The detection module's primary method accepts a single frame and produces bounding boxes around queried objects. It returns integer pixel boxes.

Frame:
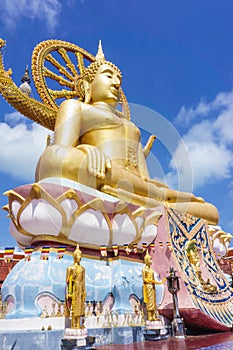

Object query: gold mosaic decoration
[166,207,233,327]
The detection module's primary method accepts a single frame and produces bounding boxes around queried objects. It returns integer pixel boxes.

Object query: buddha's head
[73,244,82,263]
[78,41,122,106]
[144,250,152,266]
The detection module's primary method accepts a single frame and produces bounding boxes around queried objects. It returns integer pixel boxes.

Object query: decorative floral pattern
[166,207,233,327]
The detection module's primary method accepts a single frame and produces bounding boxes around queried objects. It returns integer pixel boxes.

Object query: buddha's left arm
[143,135,156,158]
[137,143,150,179]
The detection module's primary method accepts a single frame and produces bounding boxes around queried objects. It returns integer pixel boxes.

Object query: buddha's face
[145,256,152,266]
[74,252,81,263]
[89,63,122,105]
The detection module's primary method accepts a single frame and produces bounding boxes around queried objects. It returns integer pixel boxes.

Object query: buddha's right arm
[54,99,82,147]
[77,144,111,179]
[53,99,111,178]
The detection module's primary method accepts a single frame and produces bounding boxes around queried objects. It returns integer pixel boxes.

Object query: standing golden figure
[142,250,164,321]
[66,244,86,328]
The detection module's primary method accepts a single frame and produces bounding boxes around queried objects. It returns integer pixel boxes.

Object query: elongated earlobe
[83,80,91,104]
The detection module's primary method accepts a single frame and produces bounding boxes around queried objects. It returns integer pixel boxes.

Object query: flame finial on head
[74,243,82,256]
[95,40,105,63]
[144,249,151,262]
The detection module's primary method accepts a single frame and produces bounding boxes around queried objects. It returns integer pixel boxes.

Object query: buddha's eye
[102,72,112,79]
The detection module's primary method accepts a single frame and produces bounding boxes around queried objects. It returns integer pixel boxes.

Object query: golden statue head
[185,239,197,254]
[144,250,152,265]
[83,40,122,82]
[77,41,122,105]
[73,244,82,263]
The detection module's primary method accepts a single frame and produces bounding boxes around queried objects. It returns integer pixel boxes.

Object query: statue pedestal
[143,318,169,341]
[60,338,78,350]
[2,252,165,319]
[63,327,88,341]
[61,328,94,349]
[3,179,233,334]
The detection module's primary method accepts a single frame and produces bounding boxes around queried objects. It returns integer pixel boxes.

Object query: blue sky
[1,0,233,247]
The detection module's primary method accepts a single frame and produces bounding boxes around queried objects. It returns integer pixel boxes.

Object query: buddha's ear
[83,80,91,104]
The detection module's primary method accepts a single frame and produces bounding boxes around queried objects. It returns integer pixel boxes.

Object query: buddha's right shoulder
[59,99,83,110]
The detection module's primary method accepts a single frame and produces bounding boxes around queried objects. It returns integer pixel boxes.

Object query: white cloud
[176,99,212,125]
[0,118,50,181]
[213,108,233,145]
[213,90,233,109]
[4,111,28,127]
[0,0,61,32]
[167,90,233,190]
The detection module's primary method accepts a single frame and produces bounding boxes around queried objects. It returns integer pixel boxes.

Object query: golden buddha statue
[0,38,218,225]
[142,250,164,321]
[35,42,219,225]
[65,244,86,328]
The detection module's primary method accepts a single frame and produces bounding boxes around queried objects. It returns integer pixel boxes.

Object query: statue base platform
[143,318,170,341]
[61,329,94,349]
[63,327,88,341]
[143,329,170,341]
[3,179,233,333]
[1,252,164,319]
[0,325,145,349]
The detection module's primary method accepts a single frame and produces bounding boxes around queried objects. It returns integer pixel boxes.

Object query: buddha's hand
[77,144,111,179]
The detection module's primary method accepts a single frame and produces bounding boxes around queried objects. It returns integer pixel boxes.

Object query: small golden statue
[142,250,165,321]
[40,305,49,318]
[95,301,102,316]
[185,239,217,293]
[65,244,86,328]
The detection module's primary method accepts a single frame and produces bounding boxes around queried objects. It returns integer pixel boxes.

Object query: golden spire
[74,243,81,254]
[144,249,151,263]
[95,40,105,63]
[19,65,32,96]
[21,65,31,84]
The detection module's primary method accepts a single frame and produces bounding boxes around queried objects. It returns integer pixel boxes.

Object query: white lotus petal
[19,199,62,236]
[60,198,78,221]
[9,221,32,247]
[69,209,109,245]
[11,200,21,219]
[137,224,157,248]
[112,214,136,245]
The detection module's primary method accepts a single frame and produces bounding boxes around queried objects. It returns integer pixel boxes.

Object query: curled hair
[83,60,122,83]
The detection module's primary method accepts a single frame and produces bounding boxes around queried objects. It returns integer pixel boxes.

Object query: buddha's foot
[100,184,162,208]
[195,196,205,203]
